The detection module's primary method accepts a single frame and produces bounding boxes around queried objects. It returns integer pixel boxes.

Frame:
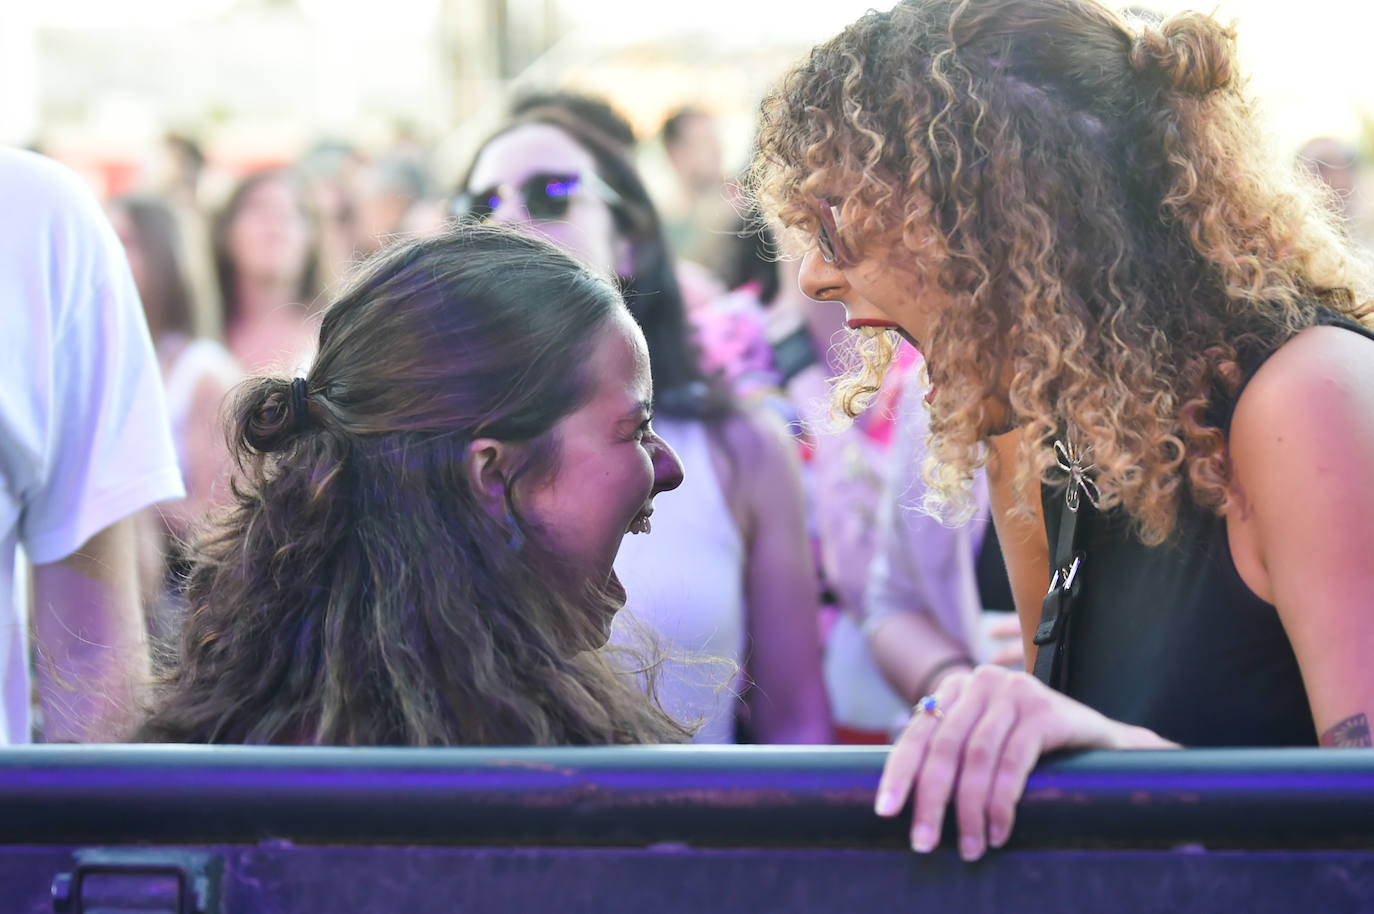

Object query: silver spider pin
[1054,432,1101,513]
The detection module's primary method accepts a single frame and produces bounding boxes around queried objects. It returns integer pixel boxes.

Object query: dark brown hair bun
[236,377,306,454]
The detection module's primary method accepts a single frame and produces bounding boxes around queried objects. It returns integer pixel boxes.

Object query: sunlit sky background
[4,0,1371,190]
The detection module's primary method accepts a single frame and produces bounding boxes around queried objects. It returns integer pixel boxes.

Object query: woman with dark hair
[136,224,689,745]
[456,105,832,744]
[107,195,240,627]
[211,169,321,373]
[752,0,1374,858]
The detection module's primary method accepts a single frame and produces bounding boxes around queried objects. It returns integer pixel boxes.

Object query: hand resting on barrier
[875,666,1176,862]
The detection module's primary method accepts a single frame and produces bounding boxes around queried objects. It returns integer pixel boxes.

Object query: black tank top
[1041,312,1374,747]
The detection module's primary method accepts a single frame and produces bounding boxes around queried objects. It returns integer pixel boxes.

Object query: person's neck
[235,274,300,322]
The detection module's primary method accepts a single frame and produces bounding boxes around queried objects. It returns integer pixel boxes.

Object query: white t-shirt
[0,149,184,744]
[612,417,746,744]
[160,335,241,486]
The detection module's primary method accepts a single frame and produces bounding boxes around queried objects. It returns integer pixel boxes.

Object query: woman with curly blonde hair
[752,0,1374,860]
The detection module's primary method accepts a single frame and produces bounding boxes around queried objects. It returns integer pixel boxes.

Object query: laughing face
[798,195,952,351]
[519,308,684,626]
[797,204,1012,427]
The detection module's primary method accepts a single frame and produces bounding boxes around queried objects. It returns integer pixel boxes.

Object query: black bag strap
[1031,463,1092,692]
[1030,504,1076,689]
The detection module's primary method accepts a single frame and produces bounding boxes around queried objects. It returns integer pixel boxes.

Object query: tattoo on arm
[1320,713,1372,747]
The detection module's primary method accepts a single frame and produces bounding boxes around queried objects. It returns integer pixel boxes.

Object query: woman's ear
[465,437,514,517]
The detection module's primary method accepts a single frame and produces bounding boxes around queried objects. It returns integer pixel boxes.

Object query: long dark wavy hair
[108,194,196,338]
[751,0,1374,544]
[211,168,321,331]
[459,104,735,421]
[136,224,693,746]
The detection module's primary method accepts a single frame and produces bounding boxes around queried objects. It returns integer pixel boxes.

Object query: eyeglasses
[817,199,852,267]
[451,171,623,223]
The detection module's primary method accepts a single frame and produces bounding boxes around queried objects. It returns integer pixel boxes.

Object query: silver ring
[914,694,944,721]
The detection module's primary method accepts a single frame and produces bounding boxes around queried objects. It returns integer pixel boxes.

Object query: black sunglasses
[451,171,622,223]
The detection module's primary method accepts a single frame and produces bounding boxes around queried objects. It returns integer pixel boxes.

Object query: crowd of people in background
[11,82,1044,748]
[4,0,1373,788]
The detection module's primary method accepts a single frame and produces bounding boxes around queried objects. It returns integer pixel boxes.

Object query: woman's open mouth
[628,508,653,535]
[845,317,900,333]
[846,317,919,351]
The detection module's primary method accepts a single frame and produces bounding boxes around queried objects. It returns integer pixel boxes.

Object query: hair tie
[290,377,310,434]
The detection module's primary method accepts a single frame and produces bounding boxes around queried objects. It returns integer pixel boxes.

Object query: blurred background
[6,0,1374,205]
[9,0,1374,747]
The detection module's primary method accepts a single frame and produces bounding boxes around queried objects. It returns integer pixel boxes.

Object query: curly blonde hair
[751,0,1374,544]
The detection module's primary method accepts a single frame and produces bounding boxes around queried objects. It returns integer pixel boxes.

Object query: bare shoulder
[1226,321,1374,599]
[1229,324,1374,494]
[1232,323,1374,434]
[1225,322,1374,742]
[1229,322,1374,497]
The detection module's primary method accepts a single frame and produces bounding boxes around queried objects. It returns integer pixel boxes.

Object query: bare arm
[30,517,149,742]
[869,610,974,704]
[716,409,833,743]
[860,382,983,703]
[983,426,1051,669]
[1226,324,1374,747]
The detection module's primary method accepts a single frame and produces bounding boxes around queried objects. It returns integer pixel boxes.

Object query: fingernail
[989,824,1008,848]
[912,823,937,853]
[874,789,900,817]
[960,835,983,862]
